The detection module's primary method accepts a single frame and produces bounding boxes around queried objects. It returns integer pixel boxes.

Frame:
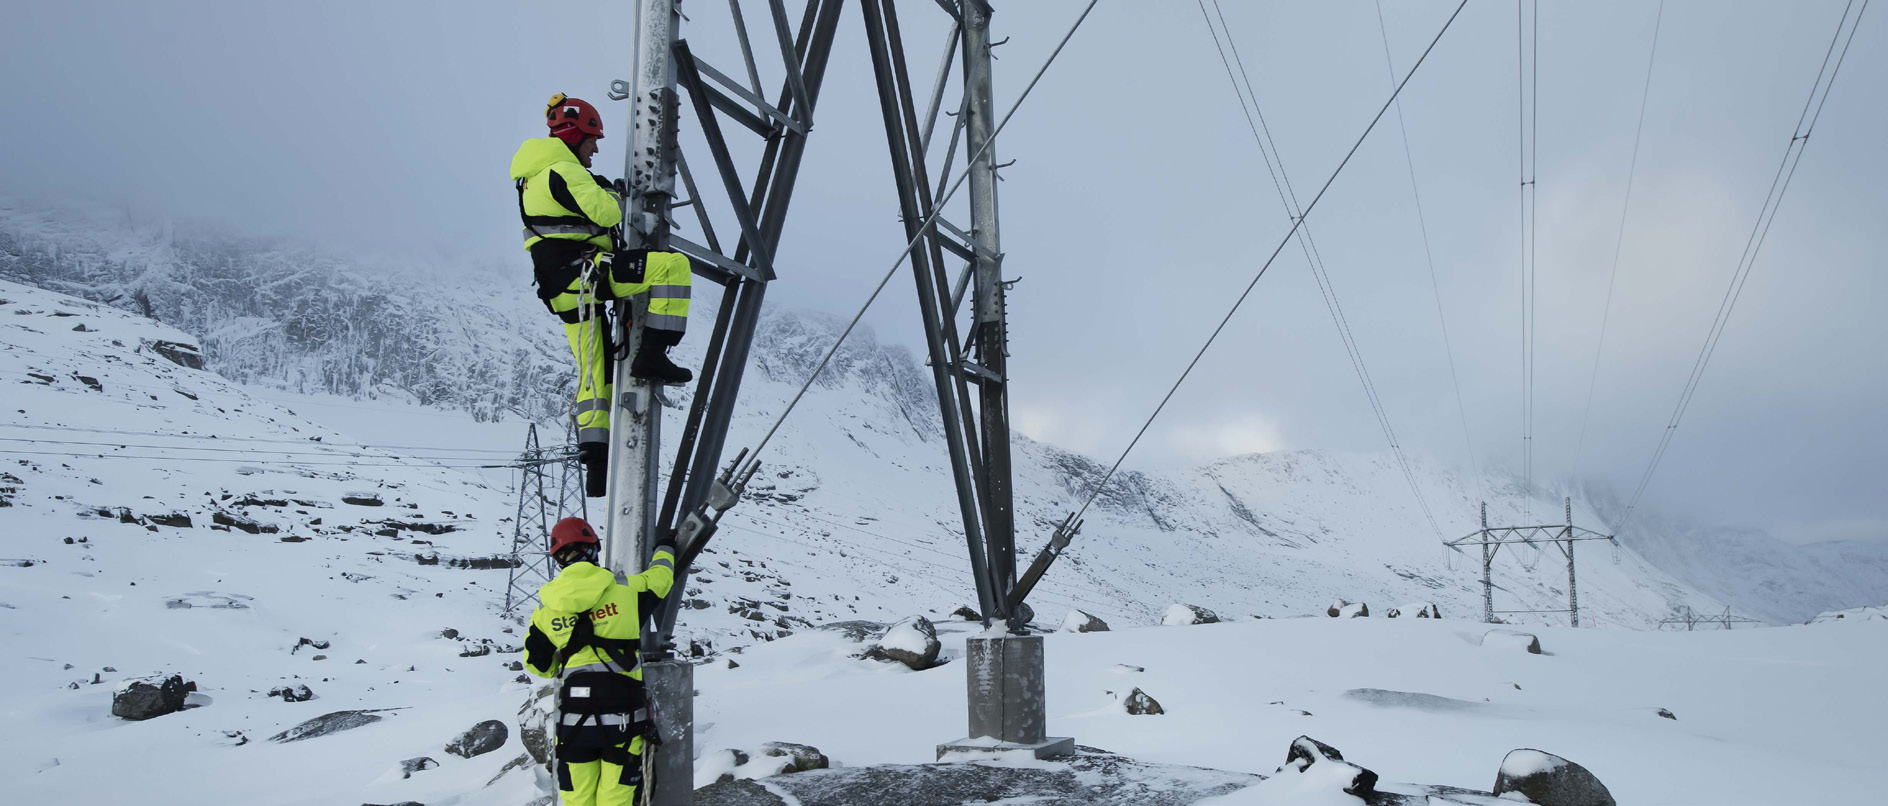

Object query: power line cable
[1197,0,1443,540]
[1572,0,1665,478]
[734,0,1101,479]
[1068,0,1471,529]
[1615,0,1868,532]
[1373,0,1482,498]
[0,422,516,454]
[1517,0,1540,516]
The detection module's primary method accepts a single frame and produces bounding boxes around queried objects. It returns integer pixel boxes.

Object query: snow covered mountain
[4,201,1878,630]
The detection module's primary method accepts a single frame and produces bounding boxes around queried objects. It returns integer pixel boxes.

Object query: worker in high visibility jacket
[511,93,693,495]
[525,517,676,806]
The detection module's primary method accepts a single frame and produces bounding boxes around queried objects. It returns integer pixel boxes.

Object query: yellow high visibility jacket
[509,137,624,252]
[523,548,676,680]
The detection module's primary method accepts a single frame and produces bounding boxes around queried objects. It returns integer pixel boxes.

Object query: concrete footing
[939,634,1072,760]
[644,658,695,805]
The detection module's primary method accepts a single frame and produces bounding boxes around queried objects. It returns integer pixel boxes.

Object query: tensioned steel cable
[1571,0,1665,479]
[1615,0,1868,532]
[1373,0,1483,499]
[1067,0,1471,528]
[1197,0,1443,540]
[733,0,1102,481]
[1517,0,1540,516]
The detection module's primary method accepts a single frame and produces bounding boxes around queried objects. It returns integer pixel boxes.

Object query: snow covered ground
[698,615,1888,805]
[4,278,1885,805]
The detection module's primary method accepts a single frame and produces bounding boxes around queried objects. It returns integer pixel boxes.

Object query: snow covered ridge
[1807,604,1888,624]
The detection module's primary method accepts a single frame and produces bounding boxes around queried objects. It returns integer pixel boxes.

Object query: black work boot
[578,441,608,498]
[630,329,693,385]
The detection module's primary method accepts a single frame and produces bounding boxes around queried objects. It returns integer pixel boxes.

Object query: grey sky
[3,1,1883,546]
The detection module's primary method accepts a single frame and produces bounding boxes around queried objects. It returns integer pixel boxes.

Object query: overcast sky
[3,0,1883,546]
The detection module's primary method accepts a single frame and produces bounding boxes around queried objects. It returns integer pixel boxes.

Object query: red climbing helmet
[545,93,605,145]
[549,517,601,556]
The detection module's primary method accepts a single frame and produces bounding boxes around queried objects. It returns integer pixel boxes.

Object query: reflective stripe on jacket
[509,137,623,251]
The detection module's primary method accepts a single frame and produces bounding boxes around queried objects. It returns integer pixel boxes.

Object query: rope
[1068,0,1470,529]
[732,0,1102,481]
[1615,0,1869,532]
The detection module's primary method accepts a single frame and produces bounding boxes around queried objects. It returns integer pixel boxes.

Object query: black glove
[592,173,630,196]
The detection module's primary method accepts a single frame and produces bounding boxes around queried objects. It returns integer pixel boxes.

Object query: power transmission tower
[1446,497,1618,626]
[1659,605,1762,631]
[599,1,843,802]
[503,422,586,617]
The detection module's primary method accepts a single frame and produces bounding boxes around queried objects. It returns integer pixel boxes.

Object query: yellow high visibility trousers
[548,252,691,446]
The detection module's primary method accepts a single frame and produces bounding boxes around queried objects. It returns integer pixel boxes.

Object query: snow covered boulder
[948,604,981,621]
[1387,601,1440,619]
[758,741,829,773]
[1162,603,1219,625]
[268,683,314,702]
[399,756,437,778]
[1493,748,1616,806]
[1271,735,1377,797]
[1327,599,1369,618]
[1060,609,1110,633]
[445,719,509,759]
[866,615,940,670]
[1122,687,1164,715]
[1482,629,1543,654]
[111,674,195,721]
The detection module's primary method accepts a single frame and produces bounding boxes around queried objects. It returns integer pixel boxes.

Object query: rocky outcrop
[1276,736,1377,798]
[112,674,195,720]
[270,709,399,743]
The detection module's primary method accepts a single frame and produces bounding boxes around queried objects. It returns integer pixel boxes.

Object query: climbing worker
[511,93,694,496]
[524,516,676,806]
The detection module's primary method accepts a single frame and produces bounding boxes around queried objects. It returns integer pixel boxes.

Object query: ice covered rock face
[1162,603,1219,625]
[269,709,395,743]
[866,615,940,670]
[518,684,557,769]
[1061,609,1111,633]
[1493,748,1616,806]
[111,674,194,721]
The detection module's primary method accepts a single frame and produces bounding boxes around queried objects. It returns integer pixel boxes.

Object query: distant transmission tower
[503,421,587,617]
[1445,497,1617,626]
[1658,605,1762,631]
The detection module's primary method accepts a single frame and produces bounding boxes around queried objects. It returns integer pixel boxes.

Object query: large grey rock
[270,709,398,743]
[1276,736,1378,797]
[1493,749,1616,806]
[865,616,939,670]
[112,674,195,721]
[445,719,509,759]
[1060,610,1110,633]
